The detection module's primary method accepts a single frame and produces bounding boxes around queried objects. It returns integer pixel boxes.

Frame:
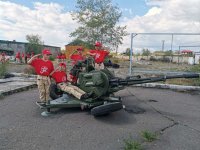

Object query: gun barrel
[110,73,200,86]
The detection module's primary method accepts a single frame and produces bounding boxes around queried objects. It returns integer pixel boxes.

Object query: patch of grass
[0,63,7,78]
[189,64,200,72]
[166,78,200,86]
[141,130,157,142]
[123,139,142,150]
[0,94,5,100]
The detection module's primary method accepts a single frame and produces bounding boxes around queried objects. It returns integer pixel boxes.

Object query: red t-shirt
[30,58,54,76]
[61,54,66,59]
[56,55,61,59]
[89,50,109,63]
[21,53,25,58]
[51,71,68,83]
[70,54,85,65]
[16,52,20,58]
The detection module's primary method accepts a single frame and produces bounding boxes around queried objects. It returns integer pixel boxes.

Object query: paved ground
[0,87,199,150]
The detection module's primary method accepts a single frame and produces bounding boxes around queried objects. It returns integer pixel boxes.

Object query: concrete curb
[11,72,37,78]
[0,83,37,98]
[133,83,200,91]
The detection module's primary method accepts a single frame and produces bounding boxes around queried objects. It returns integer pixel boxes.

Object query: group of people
[56,53,66,63]
[15,52,34,63]
[29,41,109,105]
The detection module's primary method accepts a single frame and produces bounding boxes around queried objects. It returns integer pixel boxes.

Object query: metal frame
[178,45,200,64]
[129,33,200,75]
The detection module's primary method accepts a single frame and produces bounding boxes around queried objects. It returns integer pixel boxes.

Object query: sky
[0,0,200,53]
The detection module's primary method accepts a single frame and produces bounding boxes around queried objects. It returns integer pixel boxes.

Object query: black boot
[80,92,93,100]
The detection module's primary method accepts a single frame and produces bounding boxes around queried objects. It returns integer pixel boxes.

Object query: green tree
[26,34,43,54]
[70,0,127,51]
[142,48,151,58]
[67,39,94,49]
[164,50,173,56]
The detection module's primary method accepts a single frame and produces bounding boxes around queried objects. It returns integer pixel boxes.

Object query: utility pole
[162,40,165,51]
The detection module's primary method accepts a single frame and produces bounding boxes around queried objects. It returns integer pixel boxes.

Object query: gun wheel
[91,102,123,117]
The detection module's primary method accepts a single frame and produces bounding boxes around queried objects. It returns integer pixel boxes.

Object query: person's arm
[87,51,95,56]
[49,66,60,77]
[27,54,41,64]
[70,50,78,58]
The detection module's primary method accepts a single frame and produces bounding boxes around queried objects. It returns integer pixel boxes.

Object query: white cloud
[0,1,78,47]
[144,7,162,16]
[119,0,200,53]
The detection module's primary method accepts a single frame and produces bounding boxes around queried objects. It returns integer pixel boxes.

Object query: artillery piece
[36,57,200,117]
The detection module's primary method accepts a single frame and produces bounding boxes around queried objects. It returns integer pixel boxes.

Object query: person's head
[77,47,83,54]
[94,42,102,50]
[59,63,66,71]
[42,49,52,60]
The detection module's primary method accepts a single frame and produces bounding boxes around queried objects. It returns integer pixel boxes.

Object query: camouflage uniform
[37,75,51,102]
[57,82,85,99]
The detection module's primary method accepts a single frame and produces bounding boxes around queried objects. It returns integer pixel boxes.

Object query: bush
[149,56,157,61]
[157,57,171,63]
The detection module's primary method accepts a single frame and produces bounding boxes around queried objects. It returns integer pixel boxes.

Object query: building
[181,50,193,56]
[65,45,89,59]
[0,40,61,56]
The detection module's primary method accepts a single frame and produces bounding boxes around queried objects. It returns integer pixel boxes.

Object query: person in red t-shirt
[60,53,66,63]
[1,52,6,63]
[70,47,85,66]
[15,52,21,63]
[21,52,25,63]
[56,53,62,64]
[87,42,109,70]
[28,49,54,104]
[50,63,93,100]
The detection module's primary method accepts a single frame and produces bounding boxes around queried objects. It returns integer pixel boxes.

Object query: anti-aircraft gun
[36,57,200,117]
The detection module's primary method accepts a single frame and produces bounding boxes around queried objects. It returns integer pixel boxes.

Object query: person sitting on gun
[50,63,93,100]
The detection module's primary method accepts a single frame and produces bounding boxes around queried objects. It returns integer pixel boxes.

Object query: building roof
[0,40,60,48]
[181,50,193,53]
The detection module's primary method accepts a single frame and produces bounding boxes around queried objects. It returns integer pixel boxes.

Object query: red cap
[95,42,102,47]
[59,63,66,68]
[42,49,52,55]
[77,47,83,51]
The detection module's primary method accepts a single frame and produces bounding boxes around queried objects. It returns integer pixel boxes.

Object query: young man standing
[88,42,109,70]
[15,52,21,63]
[28,49,54,104]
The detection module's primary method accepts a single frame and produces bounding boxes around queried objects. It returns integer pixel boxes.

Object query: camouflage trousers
[16,58,20,63]
[36,75,51,103]
[57,82,85,99]
[22,57,25,63]
[95,63,104,70]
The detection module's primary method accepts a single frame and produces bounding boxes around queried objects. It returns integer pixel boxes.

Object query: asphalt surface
[0,87,200,150]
